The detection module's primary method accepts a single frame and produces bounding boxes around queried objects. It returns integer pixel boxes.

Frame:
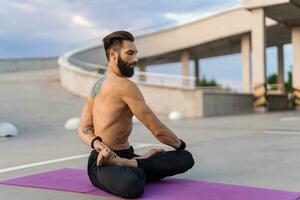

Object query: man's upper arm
[120,81,163,135]
[78,95,94,129]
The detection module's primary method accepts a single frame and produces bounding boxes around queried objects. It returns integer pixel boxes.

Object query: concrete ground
[0,69,300,200]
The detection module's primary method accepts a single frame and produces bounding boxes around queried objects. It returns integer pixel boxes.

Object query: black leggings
[87,146,194,198]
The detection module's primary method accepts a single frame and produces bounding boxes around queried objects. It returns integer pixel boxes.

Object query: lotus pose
[77,31,194,199]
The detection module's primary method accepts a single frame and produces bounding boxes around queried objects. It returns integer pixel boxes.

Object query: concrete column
[194,59,200,87]
[292,26,300,107]
[138,63,146,82]
[277,45,285,94]
[181,51,190,86]
[251,8,267,107]
[241,34,251,93]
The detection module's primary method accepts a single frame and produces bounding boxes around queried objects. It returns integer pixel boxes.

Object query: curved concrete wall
[71,46,107,65]
[58,45,254,117]
[59,63,99,98]
[58,48,104,97]
[59,58,253,117]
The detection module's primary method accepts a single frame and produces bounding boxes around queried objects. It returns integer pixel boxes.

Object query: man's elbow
[76,127,85,144]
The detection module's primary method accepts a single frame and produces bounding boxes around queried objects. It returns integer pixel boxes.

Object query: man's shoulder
[112,77,142,101]
[114,76,138,90]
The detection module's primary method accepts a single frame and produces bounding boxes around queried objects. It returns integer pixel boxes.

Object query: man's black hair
[102,31,134,61]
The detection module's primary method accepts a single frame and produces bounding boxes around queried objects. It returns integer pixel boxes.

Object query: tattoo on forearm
[82,126,94,134]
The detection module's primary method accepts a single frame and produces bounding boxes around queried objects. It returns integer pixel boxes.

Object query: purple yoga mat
[0,168,299,200]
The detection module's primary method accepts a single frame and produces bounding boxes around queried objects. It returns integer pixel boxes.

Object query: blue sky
[0,0,293,89]
[0,0,242,58]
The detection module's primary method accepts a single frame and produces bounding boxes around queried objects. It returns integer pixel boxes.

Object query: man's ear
[109,49,117,61]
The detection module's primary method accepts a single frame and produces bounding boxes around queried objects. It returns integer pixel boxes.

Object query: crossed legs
[87,149,194,198]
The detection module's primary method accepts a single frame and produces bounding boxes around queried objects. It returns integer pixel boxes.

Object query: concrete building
[58,0,300,117]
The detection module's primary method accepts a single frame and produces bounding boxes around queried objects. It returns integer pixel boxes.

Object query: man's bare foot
[136,148,165,159]
[96,150,138,168]
[102,156,138,168]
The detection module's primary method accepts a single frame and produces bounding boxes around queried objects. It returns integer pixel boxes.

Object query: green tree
[267,73,277,90]
[199,76,219,86]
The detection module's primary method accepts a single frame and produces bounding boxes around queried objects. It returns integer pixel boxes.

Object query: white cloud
[164,4,241,25]
[72,14,94,27]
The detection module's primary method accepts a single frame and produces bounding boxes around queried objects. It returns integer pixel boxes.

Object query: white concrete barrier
[168,111,183,120]
[64,117,80,131]
[0,122,18,137]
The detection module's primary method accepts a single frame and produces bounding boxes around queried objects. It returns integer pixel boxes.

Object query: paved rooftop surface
[0,69,300,199]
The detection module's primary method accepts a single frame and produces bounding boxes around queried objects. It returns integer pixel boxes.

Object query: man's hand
[96,148,117,166]
[93,140,116,159]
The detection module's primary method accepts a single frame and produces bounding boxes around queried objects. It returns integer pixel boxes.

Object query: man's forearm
[143,111,181,149]
[154,126,181,149]
[77,125,97,148]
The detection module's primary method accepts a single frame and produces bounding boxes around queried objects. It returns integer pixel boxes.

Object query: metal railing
[131,71,196,88]
[68,57,107,72]
[67,57,196,88]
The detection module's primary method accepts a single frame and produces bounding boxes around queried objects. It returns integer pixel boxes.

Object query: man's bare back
[92,74,135,150]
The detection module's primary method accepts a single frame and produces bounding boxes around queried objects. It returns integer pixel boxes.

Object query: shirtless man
[77,31,194,198]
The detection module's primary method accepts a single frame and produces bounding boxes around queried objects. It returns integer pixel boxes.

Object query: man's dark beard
[117,56,135,77]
